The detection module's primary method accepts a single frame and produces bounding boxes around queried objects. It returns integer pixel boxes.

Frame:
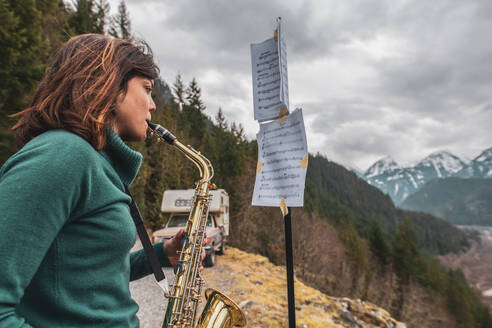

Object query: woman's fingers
[199,249,206,271]
[166,230,208,270]
[164,229,185,267]
[174,229,184,248]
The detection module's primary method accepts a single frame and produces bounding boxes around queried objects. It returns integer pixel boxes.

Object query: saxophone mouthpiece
[146,120,158,130]
[146,120,176,144]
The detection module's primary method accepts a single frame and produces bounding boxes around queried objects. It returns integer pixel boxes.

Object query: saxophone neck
[175,140,213,183]
[147,121,214,182]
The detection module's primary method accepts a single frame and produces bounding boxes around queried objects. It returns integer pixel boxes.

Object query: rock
[342,297,404,328]
[339,310,362,327]
[238,300,256,309]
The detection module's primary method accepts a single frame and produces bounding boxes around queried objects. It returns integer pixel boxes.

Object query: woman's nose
[149,97,156,112]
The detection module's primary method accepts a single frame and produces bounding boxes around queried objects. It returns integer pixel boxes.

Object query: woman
[0,34,184,327]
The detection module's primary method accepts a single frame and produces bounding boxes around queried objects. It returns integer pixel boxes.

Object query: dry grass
[201,247,400,328]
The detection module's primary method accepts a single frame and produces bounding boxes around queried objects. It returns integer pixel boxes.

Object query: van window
[167,214,188,227]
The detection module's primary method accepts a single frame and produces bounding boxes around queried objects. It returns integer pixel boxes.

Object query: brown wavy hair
[11,34,159,149]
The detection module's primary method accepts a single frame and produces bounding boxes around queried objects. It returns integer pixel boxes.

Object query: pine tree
[109,0,131,39]
[94,0,108,33]
[0,0,60,165]
[186,78,205,112]
[369,220,391,265]
[392,219,421,284]
[445,269,475,327]
[215,107,227,130]
[69,0,109,35]
[172,73,186,108]
[182,78,206,146]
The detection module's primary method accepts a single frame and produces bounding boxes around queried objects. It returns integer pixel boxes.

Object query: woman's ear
[115,90,125,109]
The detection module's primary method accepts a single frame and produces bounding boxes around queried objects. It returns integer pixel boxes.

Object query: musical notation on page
[252,108,308,207]
[250,20,289,122]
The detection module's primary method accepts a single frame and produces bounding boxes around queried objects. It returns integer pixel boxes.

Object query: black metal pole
[284,206,296,328]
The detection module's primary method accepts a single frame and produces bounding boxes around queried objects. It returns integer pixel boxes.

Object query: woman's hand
[163,229,184,267]
[163,229,206,270]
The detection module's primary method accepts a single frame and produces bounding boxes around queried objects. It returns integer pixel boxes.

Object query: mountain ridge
[456,147,492,178]
[359,148,492,205]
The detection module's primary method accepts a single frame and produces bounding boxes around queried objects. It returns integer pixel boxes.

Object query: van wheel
[204,248,216,267]
[217,241,225,255]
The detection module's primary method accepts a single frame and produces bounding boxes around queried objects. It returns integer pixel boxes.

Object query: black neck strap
[125,187,166,282]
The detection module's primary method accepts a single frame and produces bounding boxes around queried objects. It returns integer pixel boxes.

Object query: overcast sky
[109,0,492,171]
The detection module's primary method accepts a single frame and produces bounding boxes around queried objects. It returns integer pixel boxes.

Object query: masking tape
[280,198,288,216]
[256,161,262,174]
[277,106,288,123]
[300,154,309,169]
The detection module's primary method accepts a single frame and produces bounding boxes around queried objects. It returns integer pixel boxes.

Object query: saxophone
[147,121,246,328]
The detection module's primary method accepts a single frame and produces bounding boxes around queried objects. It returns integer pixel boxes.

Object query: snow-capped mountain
[361,151,468,205]
[456,147,492,178]
[365,156,400,178]
[415,151,466,178]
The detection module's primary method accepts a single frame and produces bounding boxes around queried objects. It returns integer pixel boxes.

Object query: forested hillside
[1,1,491,327]
[306,154,471,255]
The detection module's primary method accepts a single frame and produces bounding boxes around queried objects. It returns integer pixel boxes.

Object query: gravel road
[130,240,174,328]
[130,269,174,328]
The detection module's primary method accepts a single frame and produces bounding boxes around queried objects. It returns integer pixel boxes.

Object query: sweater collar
[101,128,142,187]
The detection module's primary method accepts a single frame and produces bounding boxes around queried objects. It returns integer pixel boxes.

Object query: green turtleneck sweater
[0,129,171,327]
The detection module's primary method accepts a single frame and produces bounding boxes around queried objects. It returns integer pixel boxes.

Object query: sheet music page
[252,108,308,207]
[250,38,285,122]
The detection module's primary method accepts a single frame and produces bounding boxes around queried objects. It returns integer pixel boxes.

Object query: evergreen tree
[69,0,109,35]
[369,220,391,265]
[445,269,474,327]
[109,0,131,39]
[185,78,205,112]
[215,107,227,130]
[94,0,108,33]
[210,108,248,190]
[182,78,206,146]
[392,219,421,284]
[0,0,60,165]
[337,220,367,293]
[172,73,186,108]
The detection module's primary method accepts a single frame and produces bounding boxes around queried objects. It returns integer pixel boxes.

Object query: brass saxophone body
[147,121,246,328]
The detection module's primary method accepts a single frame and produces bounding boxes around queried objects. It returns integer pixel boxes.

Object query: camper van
[152,189,230,267]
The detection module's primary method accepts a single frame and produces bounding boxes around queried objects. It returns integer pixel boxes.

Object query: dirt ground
[130,243,404,328]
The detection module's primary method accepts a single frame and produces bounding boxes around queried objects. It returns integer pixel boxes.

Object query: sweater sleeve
[0,134,87,327]
[129,242,172,281]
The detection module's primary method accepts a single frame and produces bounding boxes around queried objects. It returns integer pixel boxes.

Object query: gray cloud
[117,0,492,169]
